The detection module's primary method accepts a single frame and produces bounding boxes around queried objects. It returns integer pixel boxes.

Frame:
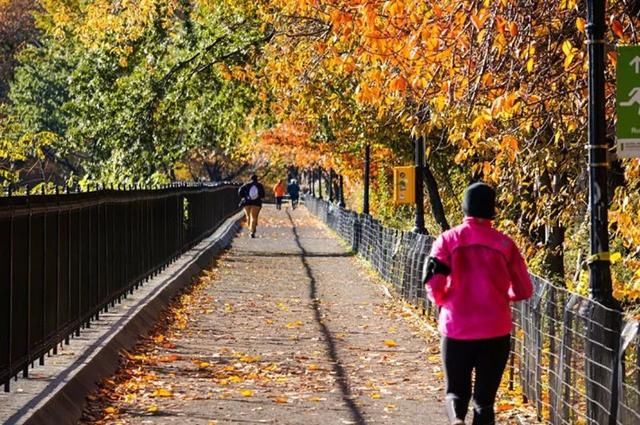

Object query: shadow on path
[286,211,367,425]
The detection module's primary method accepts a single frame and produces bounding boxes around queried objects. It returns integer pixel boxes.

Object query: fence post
[328,169,333,202]
[339,175,346,208]
[317,168,323,199]
[363,144,370,215]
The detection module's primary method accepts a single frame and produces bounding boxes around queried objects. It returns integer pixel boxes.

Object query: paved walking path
[81,206,448,424]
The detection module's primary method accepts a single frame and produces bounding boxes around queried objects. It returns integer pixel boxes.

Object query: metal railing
[306,195,640,425]
[0,183,239,391]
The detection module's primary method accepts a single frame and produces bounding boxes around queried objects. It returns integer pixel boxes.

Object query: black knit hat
[462,182,496,219]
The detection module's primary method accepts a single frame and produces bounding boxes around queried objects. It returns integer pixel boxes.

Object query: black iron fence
[0,183,240,392]
[306,196,640,425]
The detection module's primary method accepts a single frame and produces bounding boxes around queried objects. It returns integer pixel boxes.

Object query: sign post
[616,45,640,157]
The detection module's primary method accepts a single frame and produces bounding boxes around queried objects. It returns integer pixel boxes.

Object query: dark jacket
[238,181,265,207]
[287,182,300,199]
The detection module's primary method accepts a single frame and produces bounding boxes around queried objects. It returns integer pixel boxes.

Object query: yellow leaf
[610,252,622,264]
[383,339,397,348]
[273,396,288,404]
[152,388,173,397]
[576,17,586,33]
[285,320,304,329]
[526,58,534,73]
[147,404,159,413]
[371,392,381,399]
[104,406,116,414]
[240,389,254,397]
[308,363,320,371]
[193,360,210,368]
[239,355,260,363]
[229,375,243,383]
[561,40,573,57]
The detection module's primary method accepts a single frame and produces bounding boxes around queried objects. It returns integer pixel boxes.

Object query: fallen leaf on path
[152,388,173,397]
[193,360,211,368]
[104,406,116,414]
[240,389,254,397]
[384,339,397,348]
[285,320,303,328]
[158,354,180,362]
[147,404,159,413]
[273,396,288,404]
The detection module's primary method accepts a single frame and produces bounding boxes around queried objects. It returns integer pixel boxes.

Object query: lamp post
[363,143,370,215]
[584,1,621,424]
[412,136,426,234]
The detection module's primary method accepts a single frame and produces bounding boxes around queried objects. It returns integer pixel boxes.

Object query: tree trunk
[423,160,450,232]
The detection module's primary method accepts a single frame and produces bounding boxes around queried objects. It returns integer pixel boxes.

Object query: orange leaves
[470,8,490,32]
[610,18,625,39]
[388,75,408,93]
[383,339,397,347]
[471,111,492,131]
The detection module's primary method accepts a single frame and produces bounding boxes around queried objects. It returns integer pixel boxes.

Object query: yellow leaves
[370,392,381,399]
[383,339,397,348]
[239,389,254,397]
[104,406,117,414]
[575,17,586,33]
[147,404,159,413]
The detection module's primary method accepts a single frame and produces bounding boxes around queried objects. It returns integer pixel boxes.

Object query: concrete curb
[2,211,244,425]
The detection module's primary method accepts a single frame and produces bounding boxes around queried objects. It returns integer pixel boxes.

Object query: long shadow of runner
[286,211,367,425]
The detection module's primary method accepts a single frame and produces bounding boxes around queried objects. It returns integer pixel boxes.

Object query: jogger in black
[441,335,511,425]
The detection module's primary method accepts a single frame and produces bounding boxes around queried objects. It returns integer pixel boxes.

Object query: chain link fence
[306,195,639,425]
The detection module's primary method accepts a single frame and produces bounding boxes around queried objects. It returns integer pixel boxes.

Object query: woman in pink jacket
[423,182,533,425]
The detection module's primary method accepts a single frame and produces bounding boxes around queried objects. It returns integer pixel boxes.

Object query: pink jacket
[425,217,533,340]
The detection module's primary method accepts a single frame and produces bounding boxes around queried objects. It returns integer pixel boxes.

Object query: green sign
[617,45,640,158]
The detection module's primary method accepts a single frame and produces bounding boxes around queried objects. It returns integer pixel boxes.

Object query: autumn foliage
[245,0,640,302]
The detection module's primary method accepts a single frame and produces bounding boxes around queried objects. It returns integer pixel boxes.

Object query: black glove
[422,256,451,284]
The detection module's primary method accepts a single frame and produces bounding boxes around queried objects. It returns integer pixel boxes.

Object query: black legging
[441,334,511,425]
